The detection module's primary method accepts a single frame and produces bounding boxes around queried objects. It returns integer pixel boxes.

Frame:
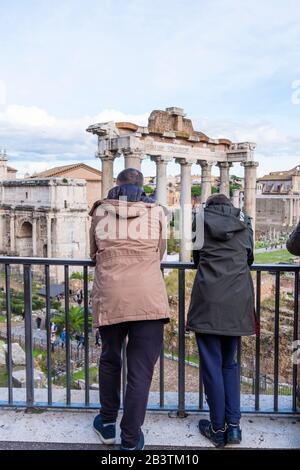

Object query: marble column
[231,189,240,208]
[0,215,3,252]
[218,162,232,197]
[32,217,37,256]
[85,216,90,258]
[10,213,15,253]
[151,156,169,206]
[199,160,213,204]
[241,161,259,233]
[46,214,52,258]
[98,151,115,199]
[176,158,192,262]
[123,149,143,171]
[289,198,294,226]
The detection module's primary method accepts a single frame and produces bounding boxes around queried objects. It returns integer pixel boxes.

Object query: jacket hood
[204,203,247,241]
[90,199,157,219]
[107,183,155,204]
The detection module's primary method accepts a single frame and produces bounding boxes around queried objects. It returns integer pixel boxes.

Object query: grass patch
[0,367,8,387]
[54,366,98,387]
[254,249,298,264]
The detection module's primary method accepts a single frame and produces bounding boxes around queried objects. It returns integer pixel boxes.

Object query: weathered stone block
[3,342,26,366]
[12,369,46,388]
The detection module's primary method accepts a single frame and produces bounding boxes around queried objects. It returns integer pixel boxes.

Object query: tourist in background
[60,328,66,349]
[89,168,169,451]
[50,322,58,353]
[287,220,300,256]
[187,193,256,448]
[35,316,42,330]
[76,332,85,351]
[95,328,101,347]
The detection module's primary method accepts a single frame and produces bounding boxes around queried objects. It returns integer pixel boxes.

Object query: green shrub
[11,304,24,315]
[32,298,45,309]
[51,300,61,310]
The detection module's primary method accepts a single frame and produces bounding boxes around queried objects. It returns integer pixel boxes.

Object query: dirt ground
[151,357,200,392]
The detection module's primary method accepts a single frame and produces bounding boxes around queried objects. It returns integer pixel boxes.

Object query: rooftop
[258,166,300,181]
[30,162,102,180]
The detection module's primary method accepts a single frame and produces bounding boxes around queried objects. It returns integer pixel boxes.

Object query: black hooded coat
[187,202,256,336]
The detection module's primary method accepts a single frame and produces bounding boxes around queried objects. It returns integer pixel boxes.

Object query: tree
[191,185,201,197]
[70,271,93,282]
[230,182,242,197]
[143,185,155,195]
[53,305,92,336]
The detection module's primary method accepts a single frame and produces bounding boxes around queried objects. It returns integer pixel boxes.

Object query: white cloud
[0,103,299,178]
[0,104,149,176]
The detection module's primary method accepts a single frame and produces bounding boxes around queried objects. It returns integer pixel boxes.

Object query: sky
[0,0,300,178]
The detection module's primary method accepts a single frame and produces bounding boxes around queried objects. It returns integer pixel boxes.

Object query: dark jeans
[196,333,241,430]
[99,320,164,447]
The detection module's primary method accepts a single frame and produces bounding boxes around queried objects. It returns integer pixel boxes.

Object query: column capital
[175,158,192,166]
[123,147,144,157]
[217,161,233,168]
[150,155,172,164]
[96,150,117,161]
[240,161,259,168]
[197,160,213,169]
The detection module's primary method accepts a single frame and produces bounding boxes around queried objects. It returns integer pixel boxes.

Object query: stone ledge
[0,409,299,449]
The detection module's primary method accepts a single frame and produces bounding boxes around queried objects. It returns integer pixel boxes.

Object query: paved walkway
[0,409,299,449]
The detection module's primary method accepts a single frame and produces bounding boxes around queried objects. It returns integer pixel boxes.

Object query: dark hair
[116,168,144,187]
[206,193,233,207]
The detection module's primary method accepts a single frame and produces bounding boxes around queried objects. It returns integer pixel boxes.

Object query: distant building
[256,166,300,239]
[0,153,89,281]
[30,162,102,210]
[0,150,17,180]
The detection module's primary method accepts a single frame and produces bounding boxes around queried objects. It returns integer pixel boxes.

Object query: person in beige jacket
[90,168,169,450]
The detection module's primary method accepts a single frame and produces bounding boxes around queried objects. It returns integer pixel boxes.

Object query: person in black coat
[286,220,300,256]
[187,193,256,448]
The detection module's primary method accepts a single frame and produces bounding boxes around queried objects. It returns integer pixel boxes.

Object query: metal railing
[0,256,299,415]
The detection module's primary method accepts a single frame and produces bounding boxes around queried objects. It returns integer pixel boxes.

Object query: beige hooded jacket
[89,199,170,327]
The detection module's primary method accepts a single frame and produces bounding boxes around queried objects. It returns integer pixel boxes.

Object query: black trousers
[99,319,164,447]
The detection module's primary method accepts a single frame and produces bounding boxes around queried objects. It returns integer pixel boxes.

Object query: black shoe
[226,424,242,444]
[93,414,116,445]
[120,431,145,450]
[198,419,225,448]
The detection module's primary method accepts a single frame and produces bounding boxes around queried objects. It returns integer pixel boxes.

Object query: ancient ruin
[87,107,258,260]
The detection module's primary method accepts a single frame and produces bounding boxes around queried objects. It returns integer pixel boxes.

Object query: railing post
[160,268,165,409]
[274,271,280,412]
[294,269,300,411]
[64,265,71,405]
[45,264,52,405]
[5,264,13,404]
[255,270,261,411]
[83,265,90,406]
[23,264,34,408]
[177,268,187,417]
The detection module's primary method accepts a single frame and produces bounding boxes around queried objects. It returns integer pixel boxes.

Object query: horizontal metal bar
[0,256,299,273]
[0,256,95,266]
[0,401,298,415]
